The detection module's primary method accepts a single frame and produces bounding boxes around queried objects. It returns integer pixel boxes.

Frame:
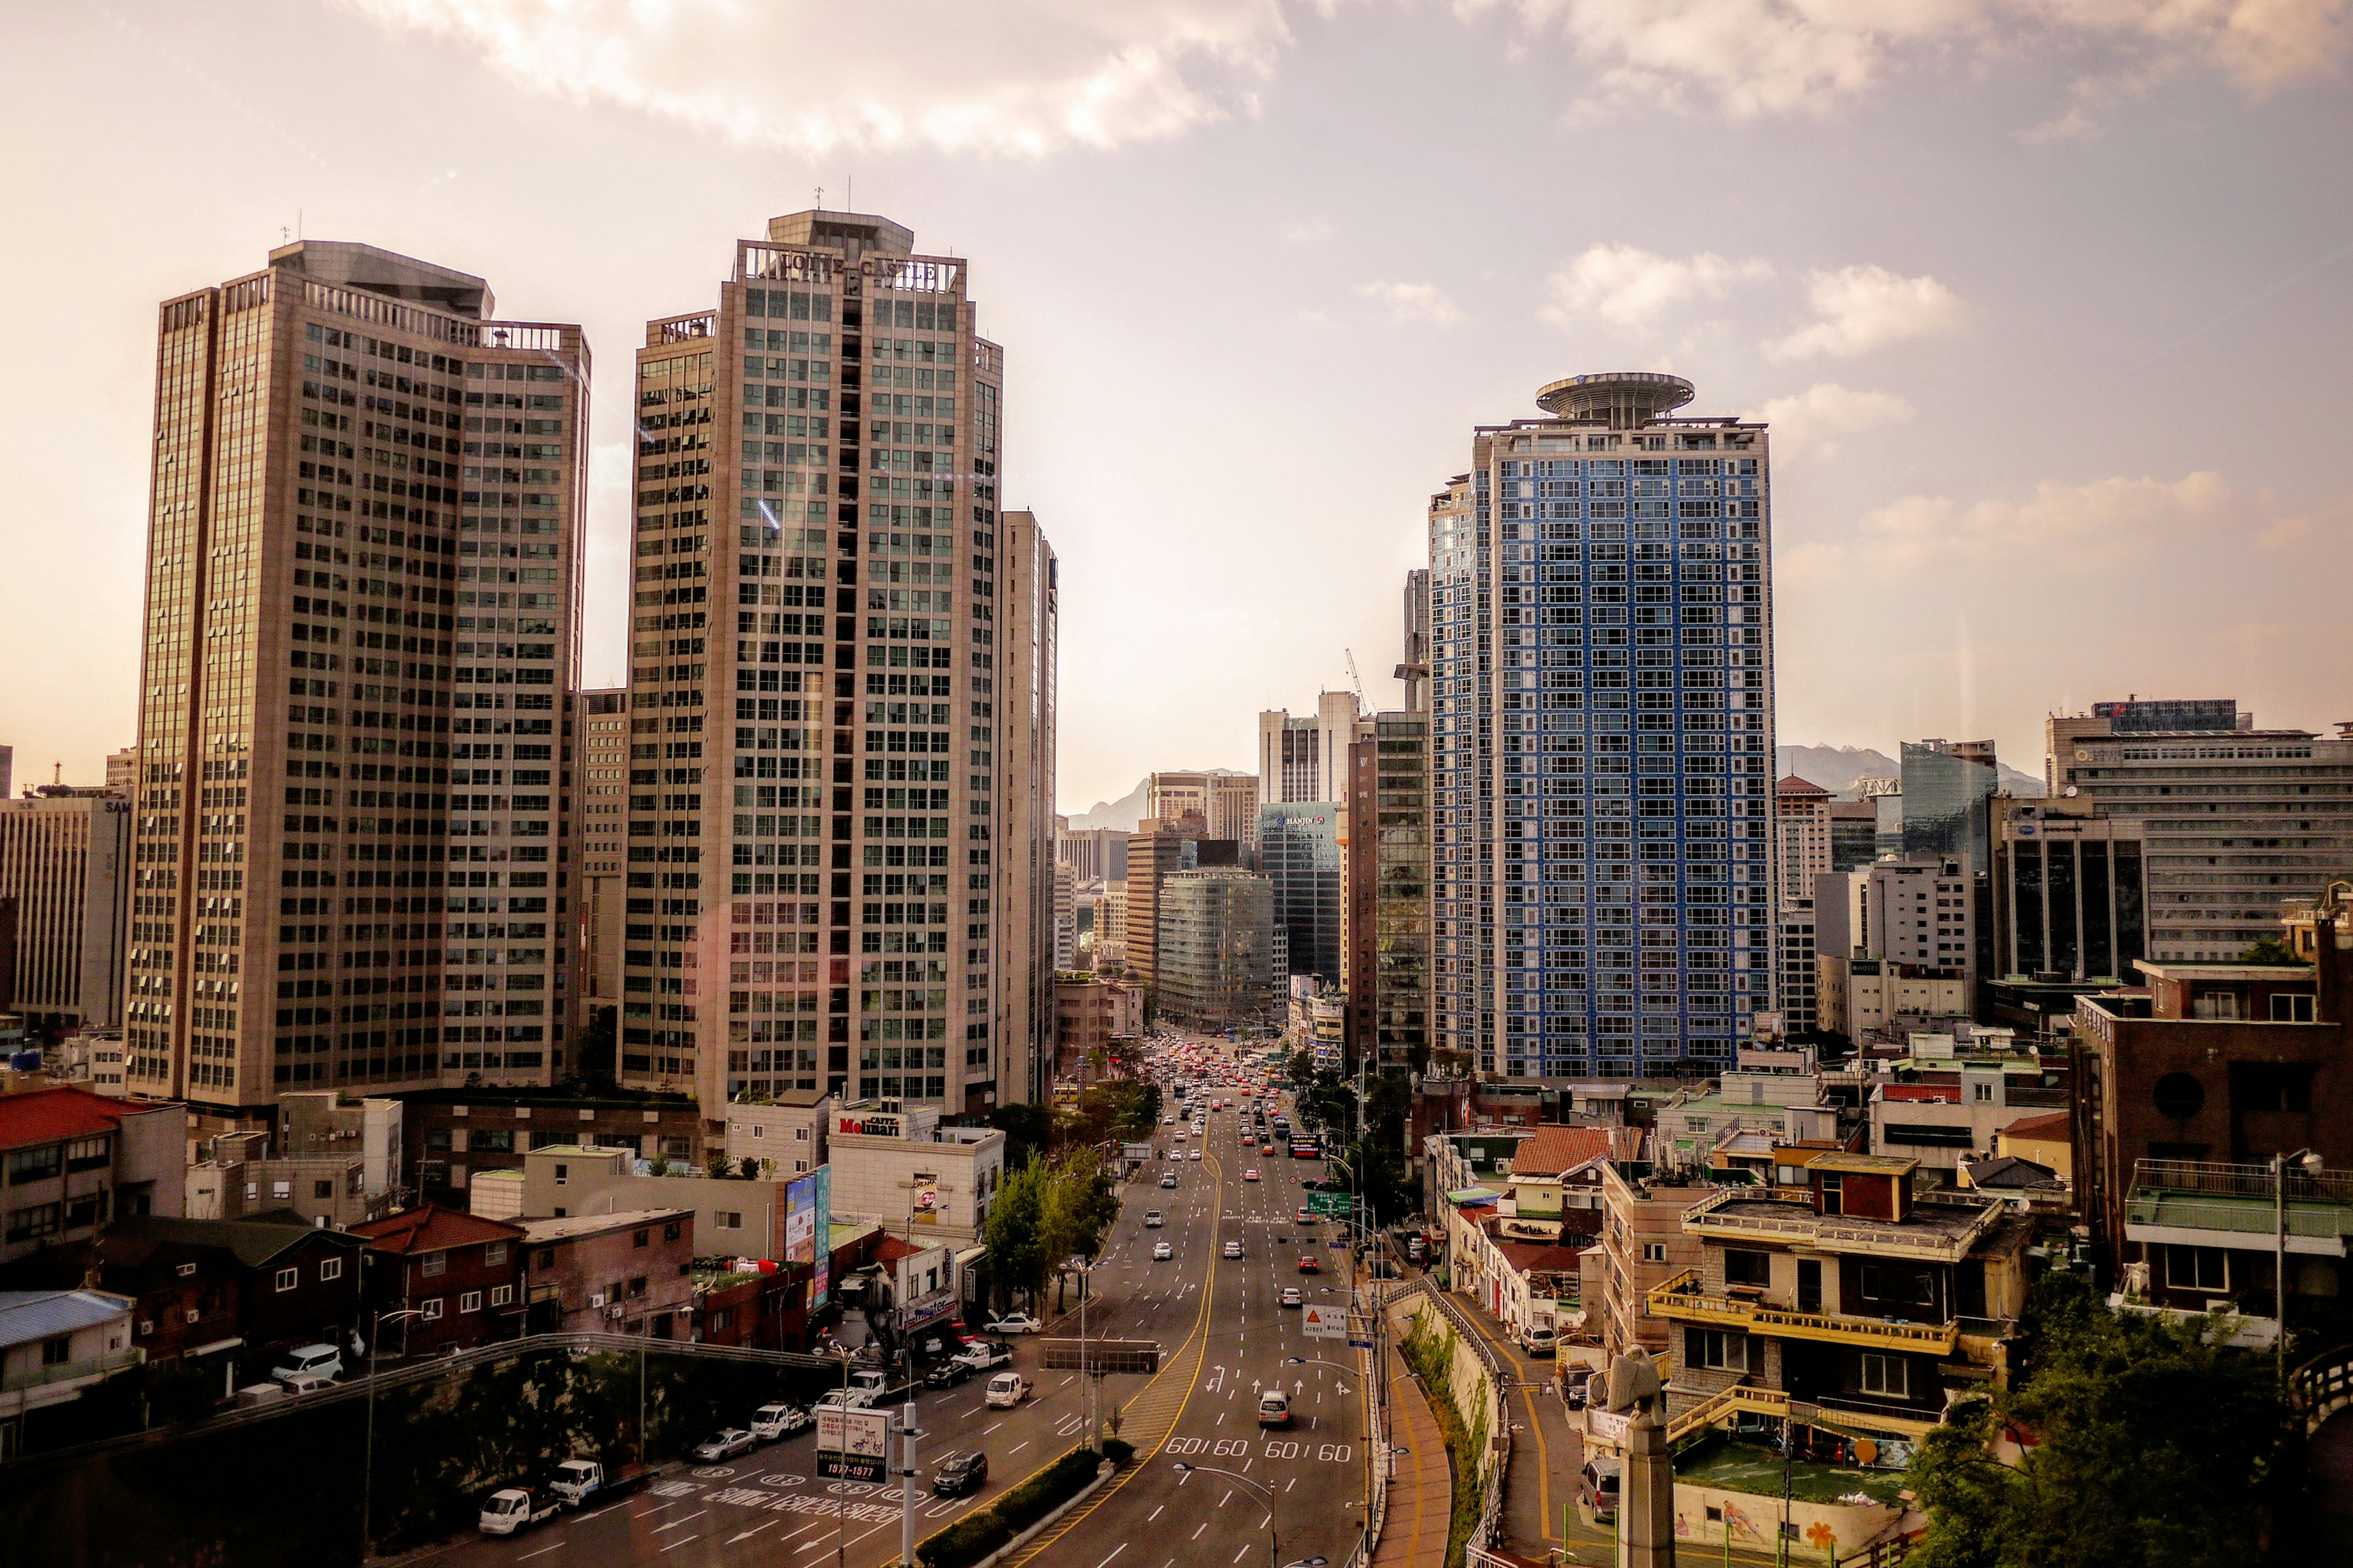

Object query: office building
[126,241,588,1113]
[105,749,138,800]
[619,210,1051,1116]
[1828,798,1877,872]
[1989,796,2147,982]
[1156,869,1275,1029]
[0,793,132,1032]
[574,688,628,1041]
[0,746,11,803]
[1258,693,1359,809]
[1901,739,1998,870]
[1397,568,1432,713]
[1427,372,1777,1082]
[1145,771,1259,846]
[1057,827,1126,886]
[1345,711,1432,1074]
[1258,802,1343,984]
[1777,895,1817,1034]
[1121,814,1203,1003]
[1862,855,1975,977]
[2048,699,2353,959]
[1775,775,1832,903]
[1052,862,1076,970]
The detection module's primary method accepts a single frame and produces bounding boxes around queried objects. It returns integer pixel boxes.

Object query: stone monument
[1587,1349,1676,1567]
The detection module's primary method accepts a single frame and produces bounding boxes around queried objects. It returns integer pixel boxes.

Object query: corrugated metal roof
[0,1289,131,1348]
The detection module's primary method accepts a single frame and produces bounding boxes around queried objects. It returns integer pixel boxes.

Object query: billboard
[816,1406,893,1482]
[810,1165,832,1309]
[785,1173,819,1263]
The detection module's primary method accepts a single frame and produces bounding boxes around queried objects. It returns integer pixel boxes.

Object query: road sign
[1301,1303,1346,1340]
[1308,1193,1354,1217]
[816,1406,893,1481]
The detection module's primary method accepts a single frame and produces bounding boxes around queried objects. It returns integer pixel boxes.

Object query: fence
[1422,1283,1511,1555]
[2291,1340,2353,1433]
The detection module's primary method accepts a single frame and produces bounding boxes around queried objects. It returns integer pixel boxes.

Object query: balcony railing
[1679,1189,2004,1262]
[1647,1269,1960,1353]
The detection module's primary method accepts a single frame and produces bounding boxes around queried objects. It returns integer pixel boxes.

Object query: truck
[953,1340,1014,1373]
[479,1487,561,1534]
[545,1457,649,1509]
[984,1371,1032,1408]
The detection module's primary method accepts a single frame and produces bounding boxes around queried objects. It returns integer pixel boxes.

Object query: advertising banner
[811,1166,833,1309]
[785,1174,818,1263]
[816,1406,892,1482]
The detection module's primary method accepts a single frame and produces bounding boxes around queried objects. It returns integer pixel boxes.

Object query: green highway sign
[1308,1193,1354,1217]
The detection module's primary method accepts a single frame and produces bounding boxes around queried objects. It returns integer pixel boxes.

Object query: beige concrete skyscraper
[126,242,587,1115]
[574,688,629,1043]
[622,209,1052,1117]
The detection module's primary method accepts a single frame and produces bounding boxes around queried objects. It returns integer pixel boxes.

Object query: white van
[1518,1322,1558,1356]
[272,1343,344,1385]
[1256,1389,1291,1427]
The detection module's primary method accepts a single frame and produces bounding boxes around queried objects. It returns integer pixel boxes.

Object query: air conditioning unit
[589,1292,606,1308]
[185,1309,202,1325]
[607,1303,624,1320]
[138,1320,154,1337]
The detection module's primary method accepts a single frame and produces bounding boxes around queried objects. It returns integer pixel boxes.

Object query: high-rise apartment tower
[127,242,586,1113]
[1427,373,1775,1080]
[621,209,1051,1116]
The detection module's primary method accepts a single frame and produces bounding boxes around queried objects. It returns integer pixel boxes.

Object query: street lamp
[2275,1147,2323,1383]
[1173,1463,1293,1568]
[361,1306,424,1561]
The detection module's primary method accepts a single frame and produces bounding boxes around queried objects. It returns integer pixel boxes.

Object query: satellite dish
[2063,785,2079,798]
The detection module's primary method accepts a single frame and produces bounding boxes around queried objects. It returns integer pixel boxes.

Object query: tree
[738,1156,762,1180]
[989,1103,1055,1169]
[982,1157,1049,1310]
[1907,1273,2292,1568]
[2238,935,2304,966]
[1038,1149,1119,1311]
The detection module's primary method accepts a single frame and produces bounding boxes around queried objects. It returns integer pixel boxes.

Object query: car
[1261,1143,1276,1155]
[1173,1130,1187,1143]
[1242,1168,1261,1182]
[1161,1172,1179,1189]
[1153,1241,1174,1260]
[926,1361,974,1389]
[1295,1207,1314,1224]
[814,1388,878,1413]
[932,1450,989,1497]
[1222,1240,1243,1259]
[1144,1209,1165,1227]
[280,1370,336,1396]
[1298,1256,1321,1274]
[1164,1113,1176,1125]
[751,1402,811,1440]
[1278,1287,1303,1309]
[1189,1149,1202,1162]
[984,1312,1044,1335]
[694,1429,756,1463]
[272,1343,344,1386]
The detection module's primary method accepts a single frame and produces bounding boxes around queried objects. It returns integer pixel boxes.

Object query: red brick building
[516,1209,694,1338]
[349,1205,525,1355]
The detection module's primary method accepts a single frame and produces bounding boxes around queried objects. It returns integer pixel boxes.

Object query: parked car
[985,1312,1043,1335]
[1144,1210,1165,1227]
[1222,1240,1243,1259]
[932,1450,989,1497]
[1518,1323,1558,1356]
[272,1343,344,1386]
[694,1429,756,1463]
[984,1372,1032,1408]
[280,1370,336,1396]
[479,1488,559,1535]
[1580,1457,1621,1524]
[1153,1241,1175,1260]
[814,1387,879,1412]
[926,1360,974,1389]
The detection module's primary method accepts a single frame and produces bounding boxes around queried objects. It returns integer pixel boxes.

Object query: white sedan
[1189,1149,1202,1161]
[985,1312,1044,1335]
[1153,1241,1175,1260]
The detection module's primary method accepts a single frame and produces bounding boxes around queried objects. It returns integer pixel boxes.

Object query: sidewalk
[1451,1290,1585,1562]
[1371,1295,1454,1568]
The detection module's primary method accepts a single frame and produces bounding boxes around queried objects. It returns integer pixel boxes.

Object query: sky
[2,1,2350,814]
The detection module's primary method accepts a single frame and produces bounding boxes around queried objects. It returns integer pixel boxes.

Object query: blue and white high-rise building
[1425,373,1777,1081]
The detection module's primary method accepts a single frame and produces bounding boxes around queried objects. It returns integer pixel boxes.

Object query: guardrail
[2291,1341,2353,1433]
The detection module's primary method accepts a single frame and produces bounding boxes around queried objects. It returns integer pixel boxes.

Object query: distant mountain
[1779,745,2045,800]
[1065,768,1255,833]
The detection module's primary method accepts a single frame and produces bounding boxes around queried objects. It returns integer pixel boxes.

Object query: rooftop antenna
[815,185,824,211]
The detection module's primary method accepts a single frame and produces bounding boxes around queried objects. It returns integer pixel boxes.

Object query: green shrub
[1101,1437,1135,1468]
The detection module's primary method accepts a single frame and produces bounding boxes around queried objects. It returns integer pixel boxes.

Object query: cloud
[1356,280,1465,323]
[1285,214,1336,243]
[1748,383,1914,459]
[1463,1,2352,119]
[1765,265,1965,360]
[332,0,1298,156]
[1542,244,1770,331]
[1852,471,2237,572]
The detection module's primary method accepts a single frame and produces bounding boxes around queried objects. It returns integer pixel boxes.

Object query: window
[491,1284,514,1307]
[64,1137,110,1173]
[1722,1249,1769,1287]
[1688,1328,1749,1371]
[2165,1245,2229,1292]
[1642,1243,1668,1263]
[633,1229,650,1248]
[1859,1353,1909,1398]
[629,1275,649,1298]
[485,1242,508,1266]
[1859,1266,1935,1306]
[6,1146,61,1185]
[2271,993,2317,1023]
[176,1262,198,1279]
[535,1248,555,1269]
[275,1267,298,1292]
[319,1257,343,1282]
[420,1251,447,1277]
[716,1212,743,1230]
[270,1181,292,1201]
[664,1220,683,1242]
[5,1202,61,1243]
[314,1179,335,1200]
[420,1298,445,1321]
[41,1336,70,1367]
[460,1290,484,1313]
[1971,1082,1994,1103]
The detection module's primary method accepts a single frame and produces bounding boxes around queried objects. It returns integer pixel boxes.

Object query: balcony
[1680,1188,2004,1263]
[2124,1159,2353,1257]
[1648,1269,1960,1354]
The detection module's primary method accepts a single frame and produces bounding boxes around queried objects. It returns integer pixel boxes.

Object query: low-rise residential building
[1499,1125,1624,1223]
[349,1205,526,1355]
[1995,1110,2072,1179]
[512,1146,790,1262]
[1817,958,1971,1038]
[722,1090,835,1178]
[1867,1061,2069,1178]
[518,1209,695,1336]
[1649,1152,2030,1442]
[0,1212,362,1371]
[185,1129,382,1231]
[0,1086,185,1267]
[0,1289,138,1456]
[826,1102,1006,1247]
[1592,1161,1712,1360]
[402,1088,702,1207]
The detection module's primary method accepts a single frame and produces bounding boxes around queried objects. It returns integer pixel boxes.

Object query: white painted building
[826,1102,1006,1247]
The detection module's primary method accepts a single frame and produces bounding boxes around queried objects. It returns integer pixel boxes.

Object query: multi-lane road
[425,1041,1371,1568]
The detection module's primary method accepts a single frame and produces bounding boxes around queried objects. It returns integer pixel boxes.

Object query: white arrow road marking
[725,1522,778,1544]
[651,1512,705,1532]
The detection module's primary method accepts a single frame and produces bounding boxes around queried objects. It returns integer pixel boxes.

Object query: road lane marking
[725,1521,778,1544]
[1095,1547,1128,1568]
[651,1512,706,1532]
[1231,1548,1250,1563]
[658,1536,701,1552]
[1010,1440,1029,1452]
[1148,1505,1164,1521]
[1192,1523,1207,1540]
[516,1545,562,1560]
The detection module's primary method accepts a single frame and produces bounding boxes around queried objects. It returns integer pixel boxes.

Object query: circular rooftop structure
[1535,371,1695,428]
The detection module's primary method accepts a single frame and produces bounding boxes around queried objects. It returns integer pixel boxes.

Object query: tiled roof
[349,1203,525,1255]
[0,1086,137,1151]
[0,1289,131,1349]
[1777,775,1831,797]
[522,1209,694,1243]
[1505,1126,1615,1179]
[99,1212,355,1270]
[2002,1110,2071,1141]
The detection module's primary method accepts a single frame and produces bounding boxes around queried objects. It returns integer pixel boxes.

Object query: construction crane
[1343,648,1365,709]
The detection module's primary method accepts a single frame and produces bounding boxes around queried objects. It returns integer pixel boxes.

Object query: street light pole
[361,1306,421,1562]
[1174,1462,1283,1568]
